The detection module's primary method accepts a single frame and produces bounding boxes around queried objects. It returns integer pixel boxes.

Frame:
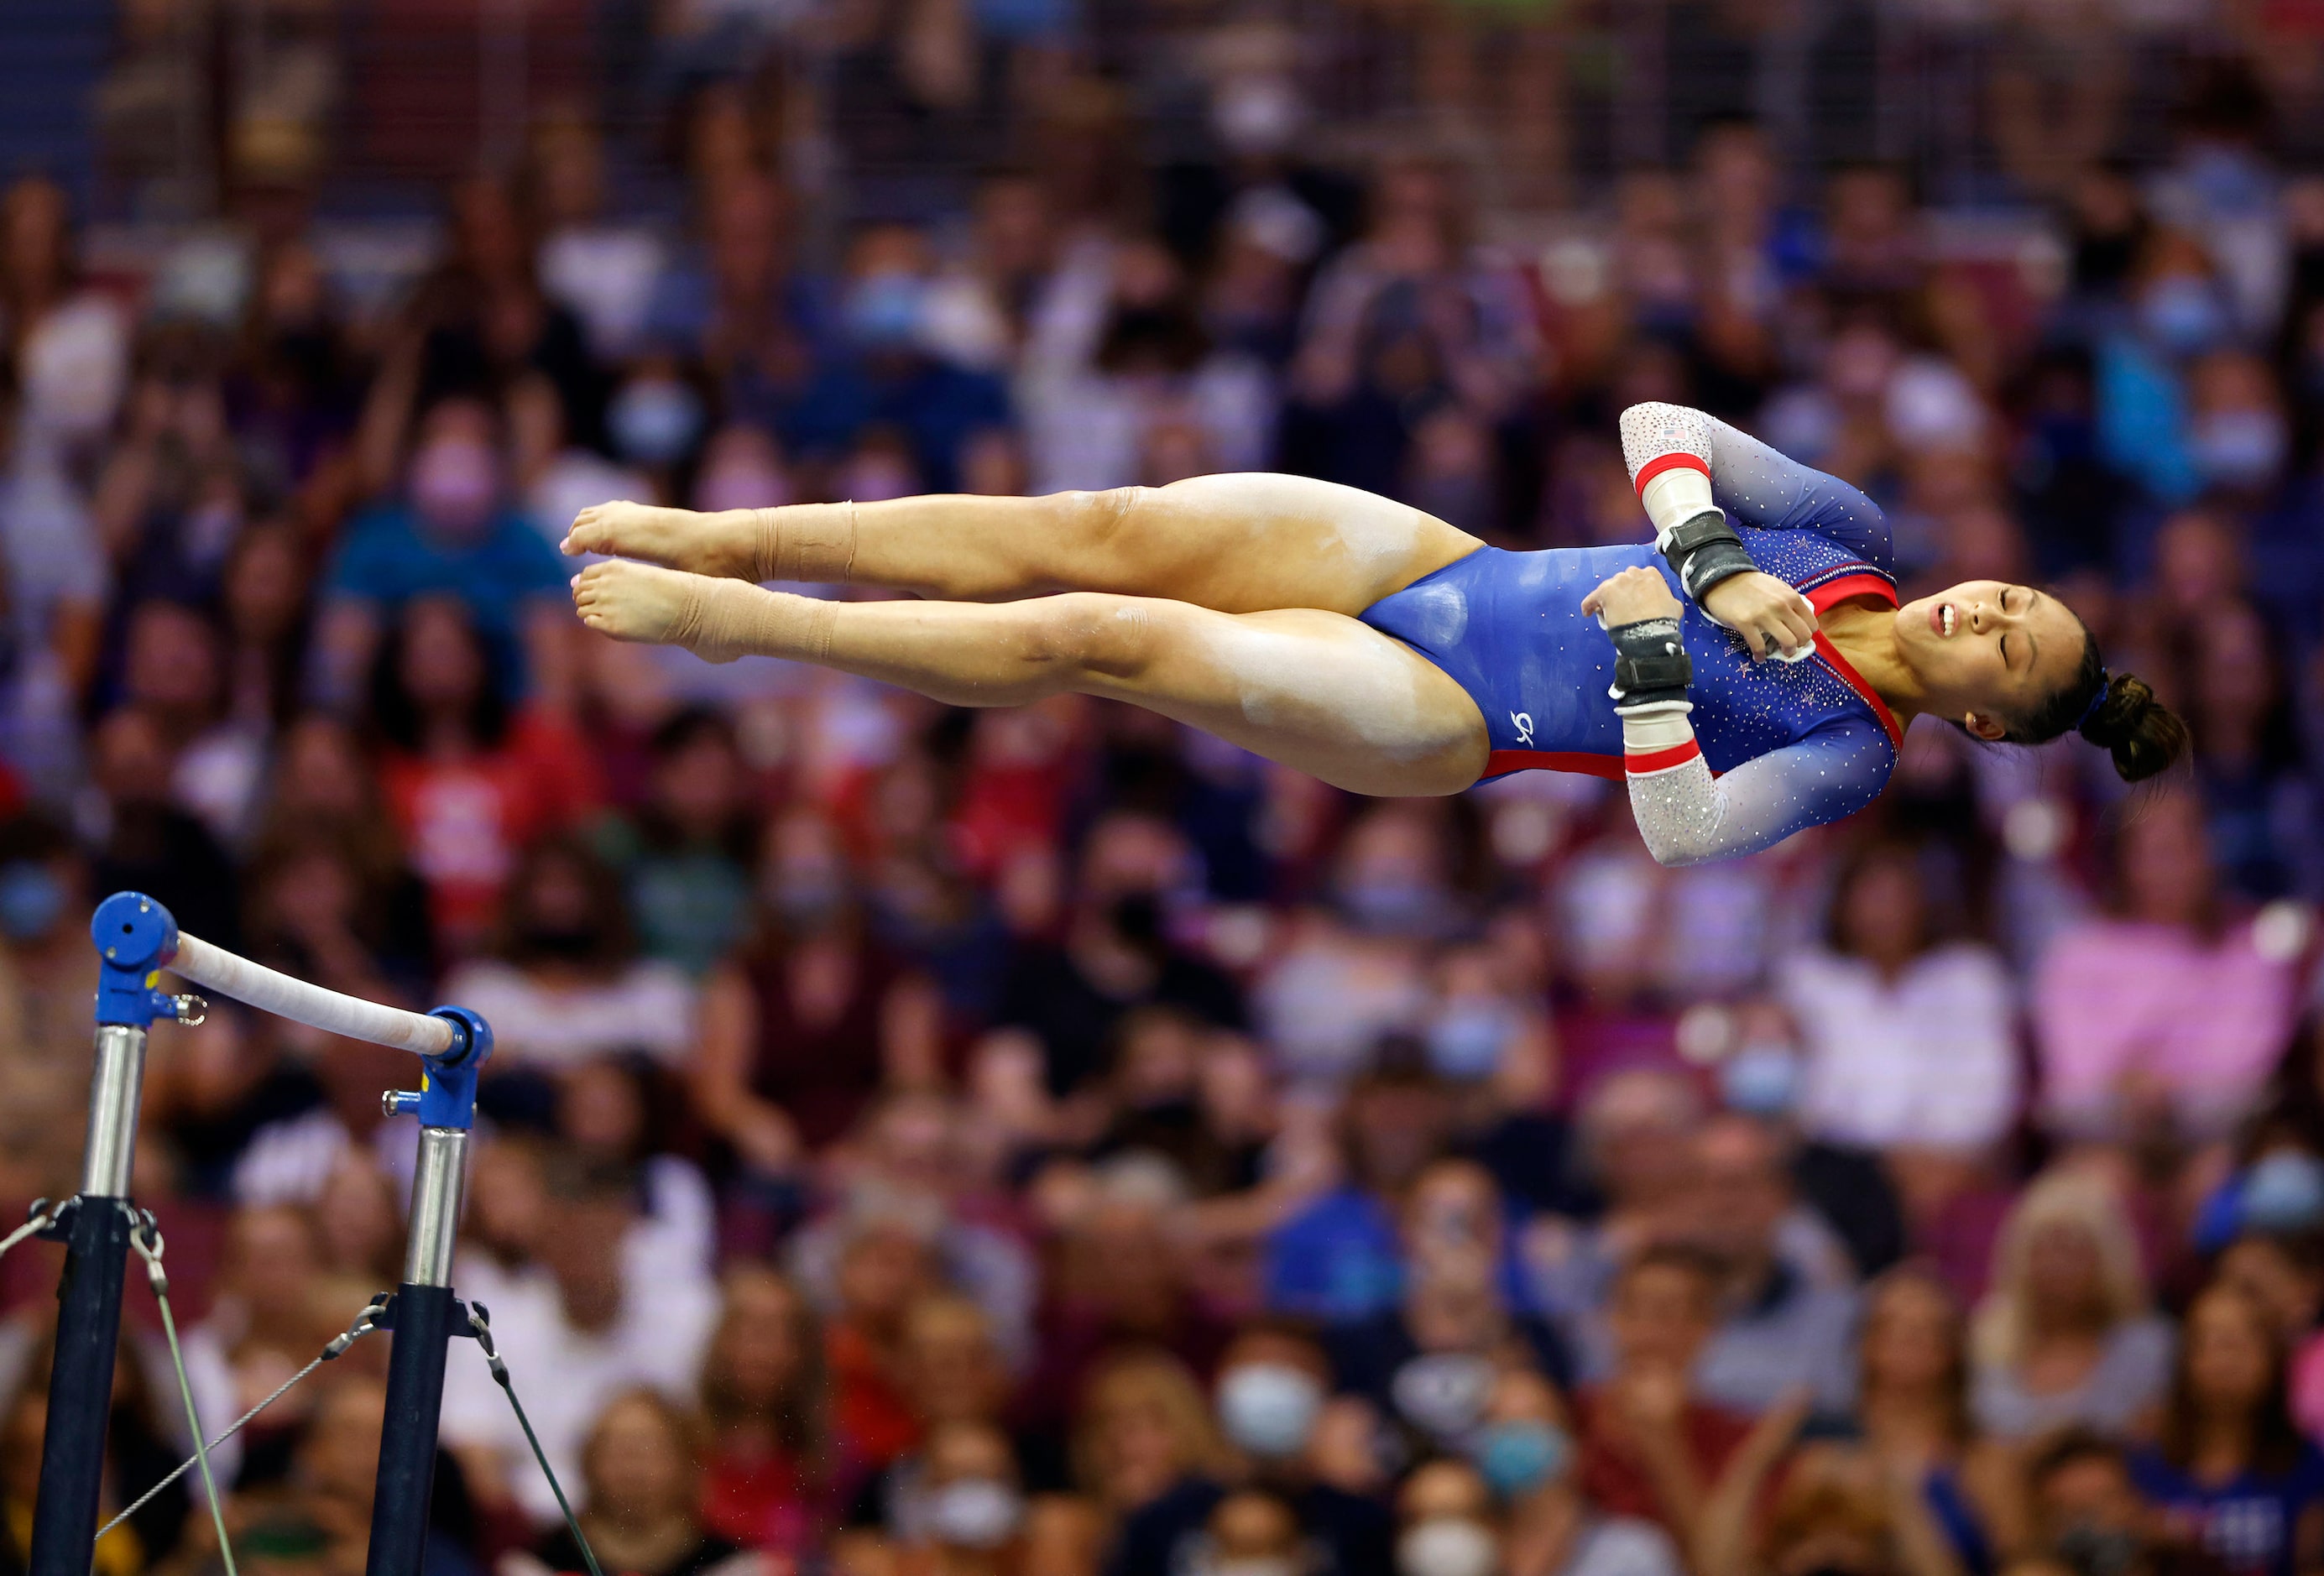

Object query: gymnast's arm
[1618,401,1892,561]
[1626,718,1895,866]
[1585,566,1889,865]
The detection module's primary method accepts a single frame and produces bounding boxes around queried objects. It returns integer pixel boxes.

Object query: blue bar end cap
[416,1006,492,1129]
[91,891,180,1027]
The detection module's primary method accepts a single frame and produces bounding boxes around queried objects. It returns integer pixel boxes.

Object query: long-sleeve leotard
[1360,404,1902,864]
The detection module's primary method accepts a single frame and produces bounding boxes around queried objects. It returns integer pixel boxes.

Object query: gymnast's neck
[1816,598,1924,730]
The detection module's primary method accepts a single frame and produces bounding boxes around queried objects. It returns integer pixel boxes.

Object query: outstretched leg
[562,474,1484,618]
[572,560,1489,796]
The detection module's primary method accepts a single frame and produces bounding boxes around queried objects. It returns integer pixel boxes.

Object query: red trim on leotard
[1797,575,1904,749]
[1805,573,1898,615]
[1483,749,1626,781]
[1632,451,1710,498]
[1624,738,1704,775]
[1484,744,1724,781]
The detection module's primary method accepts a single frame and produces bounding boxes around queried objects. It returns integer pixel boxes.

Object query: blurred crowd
[20,8,2324,1576]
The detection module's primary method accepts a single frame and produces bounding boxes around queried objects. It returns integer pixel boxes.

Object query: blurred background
[8,5,2324,1576]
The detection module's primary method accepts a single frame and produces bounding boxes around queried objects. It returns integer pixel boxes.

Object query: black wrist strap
[1608,616,1691,710]
[1661,509,1756,600]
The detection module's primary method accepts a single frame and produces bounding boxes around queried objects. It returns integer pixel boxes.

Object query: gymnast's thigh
[1095,474,1485,617]
[1077,602,1491,796]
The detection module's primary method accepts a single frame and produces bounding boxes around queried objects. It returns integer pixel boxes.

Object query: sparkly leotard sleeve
[1609,402,1901,864]
[1360,405,1904,864]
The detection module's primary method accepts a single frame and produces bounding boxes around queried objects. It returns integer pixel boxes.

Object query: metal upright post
[29,894,196,1576]
[366,1008,492,1576]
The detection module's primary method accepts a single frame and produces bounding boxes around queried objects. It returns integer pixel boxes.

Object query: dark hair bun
[2078,672,2191,783]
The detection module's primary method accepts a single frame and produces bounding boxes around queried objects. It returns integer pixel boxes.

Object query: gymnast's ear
[1964,711,2008,742]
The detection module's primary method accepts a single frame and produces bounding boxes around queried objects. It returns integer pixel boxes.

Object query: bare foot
[563,500,760,577]
[572,559,739,661]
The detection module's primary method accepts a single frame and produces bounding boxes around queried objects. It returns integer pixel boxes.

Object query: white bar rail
[165,932,456,1057]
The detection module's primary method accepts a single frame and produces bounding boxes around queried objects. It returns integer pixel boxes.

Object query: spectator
[698,1265,828,1556]
[441,833,697,1070]
[2027,1432,2191,1576]
[245,714,436,989]
[227,1379,453,1576]
[1575,1245,1754,1549]
[1324,1157,1572,1448]
[1024,1151,1236,1435]
[692,806,942,1166]
[368,595,602,956]
[1112,1323,1394,1576]
[1,176,128,451]
[2212,1234,2324,1445]
[558,1057,718,1286]
[849,1293,1016,1535]
[0,375,105,801]
[437,1157,718,1526]
[594,708,760,977]
[0,812,100,1198]
[1265,1053,1457,1323]
[1796,1267,2017,1576]
[1676,1115,1862,1417]
[1072,1350,1235,1531]
[995,811,1243,1100]
[1776,840,2018,1156]
[527,1390,743,1576]
[1478,1368,1684,1576]
[1969,1172,2175,1440]
[317,396,573,707]
[2129,1283,2324,1576]
[1527,1072,1709,1328]
[2035,791,2299,1146]
[1392,1458,1504,1576]
[811,1212,943,1474]
[86,704,241,946]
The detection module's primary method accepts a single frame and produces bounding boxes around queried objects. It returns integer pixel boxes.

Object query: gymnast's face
[1892,579,2088,738]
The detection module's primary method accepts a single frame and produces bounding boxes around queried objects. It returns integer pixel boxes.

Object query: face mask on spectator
[520,918,599,961]
[1109,890,1166,948]
[2055,1523,2143,1576]
[2138,277,2228,357]
[1424,999,1518,1082]
[0,863,64,942]
[2190,409,2286,488]
[1470,1418,1570,1500]
[1217,1362,1324,1459]
[924,1478,1023,1549]
[1718,1040,1801,1117]
[2241,1150,2324,1233]
[844,273,929,352]
[610,378,704,467]
[410,439,499,535]
[1396,1518,1496,1576]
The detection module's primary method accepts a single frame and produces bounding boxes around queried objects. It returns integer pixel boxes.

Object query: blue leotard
[1359,416,1904,862]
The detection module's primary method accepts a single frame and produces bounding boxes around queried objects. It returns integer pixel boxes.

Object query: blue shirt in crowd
[326,503,570,632]
[2130,1442,2324,1576]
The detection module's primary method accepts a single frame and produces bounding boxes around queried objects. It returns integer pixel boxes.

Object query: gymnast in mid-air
[563,403,2188,865]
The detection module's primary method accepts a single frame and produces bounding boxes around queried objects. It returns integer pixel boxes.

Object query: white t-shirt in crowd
[1777,942,2018,1152]
[437,1235,718,1524]
[439,959,698,1068]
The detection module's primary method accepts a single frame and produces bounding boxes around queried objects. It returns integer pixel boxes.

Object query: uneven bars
[165,932,457,1058]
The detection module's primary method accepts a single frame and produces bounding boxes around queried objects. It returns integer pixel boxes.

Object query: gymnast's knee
[1020,592,1167,683]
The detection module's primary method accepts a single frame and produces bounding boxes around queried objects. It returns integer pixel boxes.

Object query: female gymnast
[563,403,2188,866]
